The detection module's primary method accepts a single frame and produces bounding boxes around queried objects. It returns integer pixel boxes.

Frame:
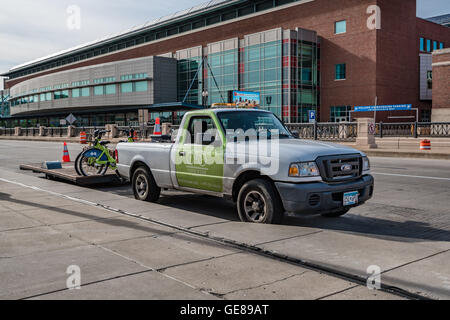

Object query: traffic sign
[66,114,77,125]
[308,110,316,123]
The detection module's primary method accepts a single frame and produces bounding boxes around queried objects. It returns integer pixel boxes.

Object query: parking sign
[309,110,316,123]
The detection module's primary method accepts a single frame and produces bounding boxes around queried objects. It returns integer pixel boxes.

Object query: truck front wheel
[132,167,161,203]
[237,179,284,224]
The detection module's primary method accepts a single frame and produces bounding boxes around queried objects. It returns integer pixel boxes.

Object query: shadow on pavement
[96,185,450,243]
[0,192,174,237]
[106,189,450,243]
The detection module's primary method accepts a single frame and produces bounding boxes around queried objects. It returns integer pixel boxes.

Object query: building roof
[426,14,450,27]
[4,0,243,75]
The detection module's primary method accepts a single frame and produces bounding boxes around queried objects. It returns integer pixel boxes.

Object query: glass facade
[242,40,282,116]
[177,54,203,105]
[208,47,239,105]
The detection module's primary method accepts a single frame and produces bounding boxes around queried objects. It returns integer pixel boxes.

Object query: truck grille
[316,154,362,182]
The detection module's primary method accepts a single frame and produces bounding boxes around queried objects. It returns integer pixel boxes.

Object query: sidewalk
[341,137,450,160]
[0,177,398,300]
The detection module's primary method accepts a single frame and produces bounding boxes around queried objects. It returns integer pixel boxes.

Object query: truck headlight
[363,157,370,172]
[289,162,320,177]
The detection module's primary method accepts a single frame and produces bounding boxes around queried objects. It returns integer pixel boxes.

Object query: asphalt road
[1,140,449,300]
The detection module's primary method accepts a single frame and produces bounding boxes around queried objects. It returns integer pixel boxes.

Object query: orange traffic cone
[62,142,71,162]
[154,117,162,136]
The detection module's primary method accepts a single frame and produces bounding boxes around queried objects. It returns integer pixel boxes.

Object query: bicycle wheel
[79,148,108,177]
[74,151,83,176]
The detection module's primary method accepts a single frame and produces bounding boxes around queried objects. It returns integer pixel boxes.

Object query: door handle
[179,151,186,157]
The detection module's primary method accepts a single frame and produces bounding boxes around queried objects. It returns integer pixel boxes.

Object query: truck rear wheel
[321,208,350,218]
[237,179,284,224]
[132,167,161,203]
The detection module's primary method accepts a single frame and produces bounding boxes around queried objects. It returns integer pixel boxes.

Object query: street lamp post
[202,91,209,108]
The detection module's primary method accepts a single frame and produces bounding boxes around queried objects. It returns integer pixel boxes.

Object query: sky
[0,0,449,81]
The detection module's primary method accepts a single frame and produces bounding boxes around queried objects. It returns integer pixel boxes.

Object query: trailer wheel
[132,166,160,202]
[237,179,284,224]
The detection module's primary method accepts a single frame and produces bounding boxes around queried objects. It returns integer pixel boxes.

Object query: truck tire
[321,208,350,218]
[132,166,161,202]
[237,179,284,224]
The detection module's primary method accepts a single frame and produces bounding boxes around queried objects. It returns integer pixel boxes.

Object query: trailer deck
[20,162,123,186]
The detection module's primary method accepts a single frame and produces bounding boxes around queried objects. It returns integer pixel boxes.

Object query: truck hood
[230,138,364,162]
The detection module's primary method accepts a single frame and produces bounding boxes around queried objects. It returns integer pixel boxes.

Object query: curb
[360,150,450,160]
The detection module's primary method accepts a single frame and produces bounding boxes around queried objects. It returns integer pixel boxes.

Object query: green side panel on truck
[175,111,226,193]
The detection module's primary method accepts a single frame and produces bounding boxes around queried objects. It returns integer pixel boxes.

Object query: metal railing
[375,122,450,138]
[0,128,15,136]
[286,122,358,142]
[1,122,450,140]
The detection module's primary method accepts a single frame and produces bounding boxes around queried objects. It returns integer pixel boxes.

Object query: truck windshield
[217,111,292,139]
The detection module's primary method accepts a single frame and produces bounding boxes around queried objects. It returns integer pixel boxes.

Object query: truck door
[175,115,224,193]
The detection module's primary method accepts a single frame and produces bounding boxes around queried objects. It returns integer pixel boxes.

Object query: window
[335,20,346,34]
[185,116,217,145]
[72,88,80,98]
[94,86,104,96]
[81,88,90,97]
[440,42,444,49]
[135,81,148,92]
[421,110,431,122]
[420,38,425,51]
[335,64,346,80]
[433,41,438,51]
[120,73,148,81]
[40,93,46,102]
[330,106,352,122]
[61,90,69,99]
[121,82,133,93]
[105,84,116,95]
[427,71,432,90]
[46,93,52,101]
[427,39,431,52]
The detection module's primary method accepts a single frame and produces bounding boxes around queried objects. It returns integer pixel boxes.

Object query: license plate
[343,191,359,206]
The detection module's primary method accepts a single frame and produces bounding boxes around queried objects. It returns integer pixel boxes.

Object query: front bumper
[275,175,374,215]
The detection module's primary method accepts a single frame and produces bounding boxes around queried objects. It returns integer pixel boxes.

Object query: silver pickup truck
[116,108,374,224]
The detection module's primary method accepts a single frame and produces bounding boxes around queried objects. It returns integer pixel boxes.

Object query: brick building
[432,48,450,121]
[1,0,449,127]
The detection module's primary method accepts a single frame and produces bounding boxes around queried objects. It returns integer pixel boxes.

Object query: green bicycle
[76,129,137,177]
[77,129,118,177]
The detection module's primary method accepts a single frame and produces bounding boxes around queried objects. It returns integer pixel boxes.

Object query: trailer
[20,162,123,186]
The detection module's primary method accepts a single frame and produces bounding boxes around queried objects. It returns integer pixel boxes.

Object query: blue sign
[233,91,261,108]
[354,104,412,112]
[308,110,316,123]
